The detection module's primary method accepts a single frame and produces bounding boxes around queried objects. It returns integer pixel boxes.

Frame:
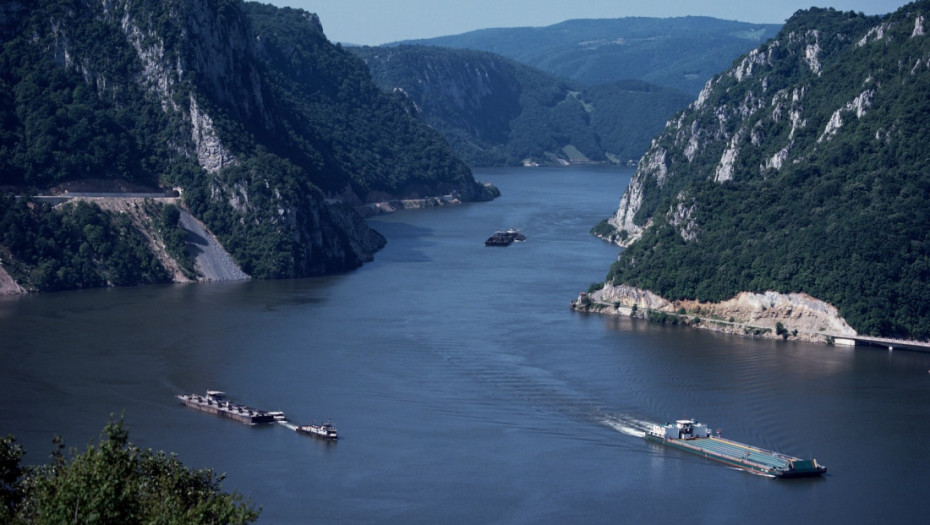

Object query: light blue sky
[266,0,913,45]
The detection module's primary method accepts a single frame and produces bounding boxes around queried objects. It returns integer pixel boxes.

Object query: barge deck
[177,390,281,425]
[646,419,826,478]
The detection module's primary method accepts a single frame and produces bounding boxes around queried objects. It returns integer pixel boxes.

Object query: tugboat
[484,228,526,246]
[645,419,827,478]
[176,390,280,425]
[297,421,339,440]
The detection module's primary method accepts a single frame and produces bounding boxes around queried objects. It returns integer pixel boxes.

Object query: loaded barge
[176,390,284,425]
[485,228,526,246]
[646,419,827,478]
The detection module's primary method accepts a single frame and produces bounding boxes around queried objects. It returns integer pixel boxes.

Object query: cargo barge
[485,228,526,246]
[646,419,827,478]
[177,390,283,425]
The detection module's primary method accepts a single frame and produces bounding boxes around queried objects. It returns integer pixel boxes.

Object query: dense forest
[397,17,781,95]
[0,421,259,524]
[0,0,495,290]
[598,3,930,339]
[353,45,692,166]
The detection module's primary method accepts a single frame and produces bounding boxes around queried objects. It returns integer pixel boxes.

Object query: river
[1,166,929,524]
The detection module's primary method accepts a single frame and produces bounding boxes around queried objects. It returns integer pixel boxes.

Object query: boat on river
[297,421,339,440]
[645,419,827,478]
[177,390,280,425]
[485,228,526,246]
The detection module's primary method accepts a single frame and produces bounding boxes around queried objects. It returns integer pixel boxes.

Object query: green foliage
[0,195,170,291]
[775,322,789,339]
[1,420,259,524]
[590,219,619,239]
[155,202,196,278]
[1,1,491,282]
[647,311,683,325]
[0,1,197,190]
[244,5,481,199]
[604,4,930,340]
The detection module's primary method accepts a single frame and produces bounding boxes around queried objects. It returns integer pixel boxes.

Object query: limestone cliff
[1,0,493,289]
[572,284,856,343]
[592,3,930,339]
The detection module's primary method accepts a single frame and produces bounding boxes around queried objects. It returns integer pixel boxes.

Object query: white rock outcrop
[573,285,856,343]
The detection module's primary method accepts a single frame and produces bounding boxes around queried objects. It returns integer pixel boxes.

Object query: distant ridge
[353,45,692,166]
[394,17,782,95]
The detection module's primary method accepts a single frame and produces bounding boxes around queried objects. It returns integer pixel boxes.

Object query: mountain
[0,0,496,291]
[594,3,930,340]
[396,17,782,95]
[352,45,692,166]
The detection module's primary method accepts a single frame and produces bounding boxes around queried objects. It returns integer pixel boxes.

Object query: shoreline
[571,284,855,345]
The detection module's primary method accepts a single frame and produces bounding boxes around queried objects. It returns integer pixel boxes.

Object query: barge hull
[177,392,277,425]
[645,434,825,478]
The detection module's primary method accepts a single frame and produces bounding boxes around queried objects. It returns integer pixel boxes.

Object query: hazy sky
[266,0,913,45]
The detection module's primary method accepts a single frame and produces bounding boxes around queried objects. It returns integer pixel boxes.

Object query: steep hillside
[353,45,692,166]
[0,0,495,290]
[596,3,930,339]
[398,17,781,95]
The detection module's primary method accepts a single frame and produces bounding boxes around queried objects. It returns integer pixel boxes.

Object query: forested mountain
[597,2,930,339]
[397,17,781,95]
[352,45,692,166]
[0,0,496,291]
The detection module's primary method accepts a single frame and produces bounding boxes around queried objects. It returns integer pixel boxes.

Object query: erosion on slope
[0,0,496,292]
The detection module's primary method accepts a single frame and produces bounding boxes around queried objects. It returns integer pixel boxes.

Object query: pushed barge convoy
[646,419,827,478]
[296,421,339,440]
[177,390,283,425]
[485,228,526,246]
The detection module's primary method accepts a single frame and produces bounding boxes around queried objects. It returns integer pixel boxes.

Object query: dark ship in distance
[485,228,526,246]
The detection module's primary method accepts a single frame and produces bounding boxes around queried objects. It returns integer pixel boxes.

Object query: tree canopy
[0,420,259,524]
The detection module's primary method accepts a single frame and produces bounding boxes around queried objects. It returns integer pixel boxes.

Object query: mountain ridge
[592,2,930,340]
[0,0,496,292]
[394,16,782,95]
[353,45,692,166]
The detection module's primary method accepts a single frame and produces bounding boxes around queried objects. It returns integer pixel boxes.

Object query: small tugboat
[484,228,526,246]
[296,421,339,440]
[645,419,827,478]
[176,390,281,425]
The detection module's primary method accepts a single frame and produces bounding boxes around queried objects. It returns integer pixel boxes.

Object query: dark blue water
[2,166,930,524]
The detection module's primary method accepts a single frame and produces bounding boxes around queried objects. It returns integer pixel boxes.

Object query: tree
[1,420,259,524]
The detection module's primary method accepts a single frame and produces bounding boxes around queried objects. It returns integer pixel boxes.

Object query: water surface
[2,166,929,523]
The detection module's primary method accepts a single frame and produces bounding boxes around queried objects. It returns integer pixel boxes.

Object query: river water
[2,166,929,524]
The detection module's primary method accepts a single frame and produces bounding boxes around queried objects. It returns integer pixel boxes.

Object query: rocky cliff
[593,3,930,340]
[572,284,856,343]
[1,0,494,290]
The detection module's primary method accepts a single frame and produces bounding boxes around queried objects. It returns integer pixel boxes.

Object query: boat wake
[601,414,655,438]
[277,421,298,431]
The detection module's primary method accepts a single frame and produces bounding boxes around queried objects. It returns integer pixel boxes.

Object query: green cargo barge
[645,419,827,478]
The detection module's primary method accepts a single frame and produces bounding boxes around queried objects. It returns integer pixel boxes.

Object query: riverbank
[354,194,463,217]
[571,283,858,344]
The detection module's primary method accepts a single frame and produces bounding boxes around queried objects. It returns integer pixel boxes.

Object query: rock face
[2,0,496,290]
[0,265,26,295]
[177,209,249,282]
[573,284,856,342]
[593,3,930,339]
